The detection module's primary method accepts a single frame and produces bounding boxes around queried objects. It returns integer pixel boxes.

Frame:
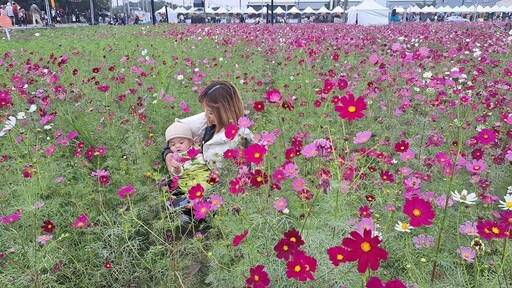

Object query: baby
[165,122,211,210]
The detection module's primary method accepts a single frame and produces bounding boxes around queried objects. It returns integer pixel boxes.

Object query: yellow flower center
[254,275,259,281]
[473,165,480,170]
[201,208,207,213]
[460,194,467,200]
[463,253,470,259]
[256,176,262,182]
[337,254,343,261]
[401,223,409,230]
[294,265,301,272]
[508,218,512,224]
[506,202,512,208]
[491,227,500,234]
[77,222,84,228]
[348,106,356,113]
[413,209,421,217]
[290,237,296,242]
[254,153,261,158]
[196,192,202,197]
[484,228,491,234]
[361,242,371,252]
[283,245,288,251]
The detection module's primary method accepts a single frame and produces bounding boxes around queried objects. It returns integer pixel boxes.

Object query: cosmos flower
[451,189,478,205]
[403,197,436,227]
[342,229,388,273]
[334,93,367,122]
[245,265,270,288]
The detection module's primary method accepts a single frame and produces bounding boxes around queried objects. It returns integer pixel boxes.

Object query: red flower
[92,67,100,73]
[334,93,367,122]
[233,230,249,247]
[253,101,265,112]
[103,261,112,269]
[245,265,270,288]
[244,144,267,165]
[379,170,395,183]
[342,229,388,273]
[250,169,269,188]
[97,85,110,92]
[188,183,204,201]
[359,206,372,218]
[224,123,238,140]
[403,197,436,227]
[41,220,56,234]
[337,78,348,91]
[274,238,297,261]
[283,229,305,248]
[285,250,317,282]
[394,140,409,153]
[327,245,349,266]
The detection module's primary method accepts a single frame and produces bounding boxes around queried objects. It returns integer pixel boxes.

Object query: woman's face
[203,104,217,126]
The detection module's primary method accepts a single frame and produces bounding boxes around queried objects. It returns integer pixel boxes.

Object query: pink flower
[0,210,22,224]
[477,128,496,145]
[459,221,478,236]
[292,177,306,191]
[117,185,136,199]
[354,131,372,144]
[265,89,282,103]
[238,116,254,128]
[457,247,476,262]
[244,144,267,165]
[282,162,299,178]
[465,159,487,174]
[37,235,53,246]
[208,194,223,210]
[274,198,288,211]
[72,213,89,229]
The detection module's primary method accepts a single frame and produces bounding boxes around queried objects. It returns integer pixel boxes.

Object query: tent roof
[174,7,187,13]
[287,6,301,14]
[302,6,316,13]
[350,0,389,11]
[317,6,331,13]
[244,6,257,14]
[274,7,286,14]
[214,7,228,14]
[331,6,344,13]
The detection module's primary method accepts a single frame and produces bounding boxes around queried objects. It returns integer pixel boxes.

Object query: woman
[162,80,252,173]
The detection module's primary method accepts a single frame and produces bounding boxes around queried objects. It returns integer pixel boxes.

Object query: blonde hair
[199,81,244,133]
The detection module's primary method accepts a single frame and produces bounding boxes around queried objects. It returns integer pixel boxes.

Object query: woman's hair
[198,81,245,133]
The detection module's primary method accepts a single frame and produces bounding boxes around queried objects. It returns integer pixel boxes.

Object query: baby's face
[168,137,193,153]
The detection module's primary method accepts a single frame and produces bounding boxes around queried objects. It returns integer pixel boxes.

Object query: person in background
[19,6,26,26]
[5,2,14,26]
[30,2,43,26]
[390,9,400,23]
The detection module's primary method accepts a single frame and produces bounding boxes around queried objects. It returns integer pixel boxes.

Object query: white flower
[176,74,184,80]
[16,112,26,119]
[423,71,433,79]
[507,186,512,194]
[395,221,413,232]
[141,49,147,56]
[43,123,53,130]
[499,194,512,210]
[5,116,16,129]
[451,189,478,205]
[0,128,8,137]
[34,33,40,37]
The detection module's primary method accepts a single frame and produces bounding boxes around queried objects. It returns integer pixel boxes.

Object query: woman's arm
[175,112,207,139]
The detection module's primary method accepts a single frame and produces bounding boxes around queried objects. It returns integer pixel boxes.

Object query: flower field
[1,22,511,287]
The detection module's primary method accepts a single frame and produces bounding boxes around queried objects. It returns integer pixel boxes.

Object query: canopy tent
[331,6,344,13]
[302,6,317,14]
[347,0,390,25]
[229,7,242,14]
[244,7,258,14]
[156,6,173,13]
[392,6,405,13]
[174,7,187,13]
[316,6,331,13]
[497,0,512,6]
[273,7,286,14]
[421,5,436,13]
[257,7,268,14]
[214,7,228,14]
[205,7,215,14]
[287,6,302,14]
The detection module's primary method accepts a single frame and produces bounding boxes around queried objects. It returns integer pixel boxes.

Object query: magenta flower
[232,230,249,247]
[273,197,288,211]
[477,128,496,145]
[403,197,436,227]
[265,89,282,103]
[117,185,136,199]
[192,201,211,220]
[0,210,22,224]
[91,170,110,185]
[244,143,267,165]
[224,123,238,140]
[72,213,89,229]
[457,247,476,262]
[465,159,487,174]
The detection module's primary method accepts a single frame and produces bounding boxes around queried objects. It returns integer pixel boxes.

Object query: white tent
[257,7,268,14]
[302,6,317,14]
[287,6,302,14]
[497,0,512,6]
[317,6,331,14]
[331,6,344,13]
[347,0,390,25]
[273,7,286,14]
[174,7,187,13]
[156,6,173,13]
[230,7,242,14]
[205,7,215,14]
[244,7,258,14]
[214,7,228,14]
